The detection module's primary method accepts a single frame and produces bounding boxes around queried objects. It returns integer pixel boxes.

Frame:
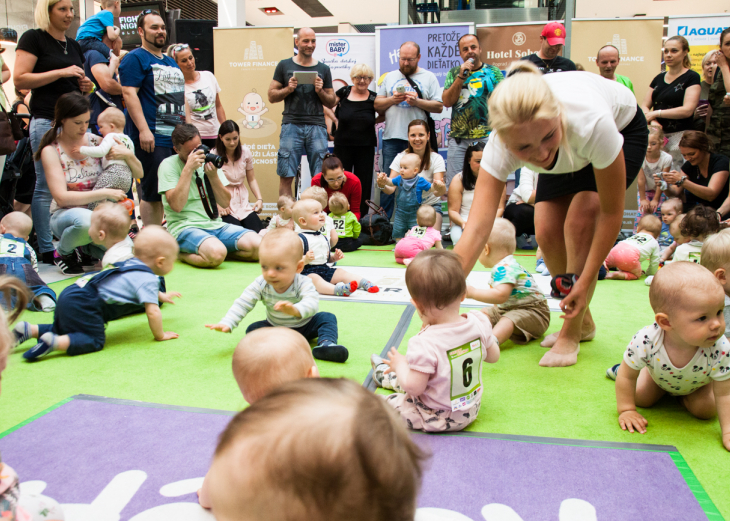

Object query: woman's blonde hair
[0,277,31,368]
[350,63,374,81]
[488,61,570,165]
[35,0,65,32]
[665,36,692,70]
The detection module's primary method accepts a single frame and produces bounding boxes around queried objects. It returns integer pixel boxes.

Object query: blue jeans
[380,138,409,218]
[50,207,104,257]
[276,123,328,178]
[245,311,339,345]
[176,223,251,254]
[30,117,54,254]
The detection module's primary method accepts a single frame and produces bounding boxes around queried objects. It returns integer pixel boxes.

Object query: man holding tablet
[268,27,335,197]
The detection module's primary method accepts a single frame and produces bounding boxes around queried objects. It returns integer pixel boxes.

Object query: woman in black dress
[332,64,377,217]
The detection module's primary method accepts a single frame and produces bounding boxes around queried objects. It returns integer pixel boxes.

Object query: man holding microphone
[442,34,504,187]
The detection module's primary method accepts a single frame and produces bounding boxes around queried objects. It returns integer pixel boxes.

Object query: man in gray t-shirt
[268,27,335,197]
[374,41,443,217]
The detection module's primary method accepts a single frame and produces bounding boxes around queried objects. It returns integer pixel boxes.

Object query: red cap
[541,22,566,46]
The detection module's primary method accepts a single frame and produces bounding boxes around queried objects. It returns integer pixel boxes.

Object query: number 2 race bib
[447,338,483,411]
[0,238,25,258]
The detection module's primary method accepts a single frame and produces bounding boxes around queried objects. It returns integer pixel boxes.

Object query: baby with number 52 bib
[370,250,499,432]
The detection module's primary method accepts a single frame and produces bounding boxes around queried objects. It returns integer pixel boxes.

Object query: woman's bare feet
[540,327,596,347]
[539,343,580,367]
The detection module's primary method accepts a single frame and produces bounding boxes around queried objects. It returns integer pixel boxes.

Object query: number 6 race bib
[447,338,483,411]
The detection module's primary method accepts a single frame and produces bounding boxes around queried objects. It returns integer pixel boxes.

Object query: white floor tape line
[319,266,561,312]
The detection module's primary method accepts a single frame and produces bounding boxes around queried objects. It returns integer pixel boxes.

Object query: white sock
[37,295,56,312]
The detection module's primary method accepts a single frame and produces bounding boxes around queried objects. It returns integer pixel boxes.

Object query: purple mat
[0,397,711,520]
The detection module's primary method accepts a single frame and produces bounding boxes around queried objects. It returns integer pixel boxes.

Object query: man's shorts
[134,141,173,203]
[176,223,252,255]
[481,299,551,343]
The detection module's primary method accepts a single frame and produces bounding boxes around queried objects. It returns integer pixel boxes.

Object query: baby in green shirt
[328,192,361,252]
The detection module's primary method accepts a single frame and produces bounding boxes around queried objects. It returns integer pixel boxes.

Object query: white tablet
[294,71,318,84]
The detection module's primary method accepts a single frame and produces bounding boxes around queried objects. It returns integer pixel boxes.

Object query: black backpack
[359,200,393,246]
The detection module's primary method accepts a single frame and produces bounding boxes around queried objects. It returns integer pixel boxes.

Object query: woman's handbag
[359,200,393,246]
[0,104,18,156]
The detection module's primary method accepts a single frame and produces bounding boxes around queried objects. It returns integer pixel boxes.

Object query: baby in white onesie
[80,107,136,210]
[608,262,730,451]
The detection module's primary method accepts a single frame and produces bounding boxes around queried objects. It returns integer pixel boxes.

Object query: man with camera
[158,124,261,268]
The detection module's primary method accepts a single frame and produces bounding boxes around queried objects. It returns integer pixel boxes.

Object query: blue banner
[377,24,472,87]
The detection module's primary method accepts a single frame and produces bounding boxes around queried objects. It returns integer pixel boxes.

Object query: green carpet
[2,247,729,518]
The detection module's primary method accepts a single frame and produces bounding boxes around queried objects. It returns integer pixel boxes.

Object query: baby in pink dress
[394,205,444,265]
[370,250,500,432]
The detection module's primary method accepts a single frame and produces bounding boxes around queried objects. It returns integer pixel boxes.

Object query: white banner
[667,15,730,74]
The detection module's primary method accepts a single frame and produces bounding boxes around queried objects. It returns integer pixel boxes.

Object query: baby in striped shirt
[205,228,349,363]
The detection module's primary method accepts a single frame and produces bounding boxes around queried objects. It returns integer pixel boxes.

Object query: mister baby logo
[229,41,279,68]
[326,39,350,57]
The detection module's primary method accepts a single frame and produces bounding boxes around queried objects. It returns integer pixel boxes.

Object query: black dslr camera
[194,145,224,169]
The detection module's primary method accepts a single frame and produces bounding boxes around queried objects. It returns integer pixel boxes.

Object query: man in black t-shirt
[521,22,576,74]
[268,27,335,197]
[84,37,123,132]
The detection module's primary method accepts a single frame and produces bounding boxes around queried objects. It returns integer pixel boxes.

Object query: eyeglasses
[399,57,418,63]
[353,76,372,82]
[173,44,189,53]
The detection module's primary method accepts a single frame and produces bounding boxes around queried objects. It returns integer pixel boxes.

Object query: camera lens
[196,144,224,169]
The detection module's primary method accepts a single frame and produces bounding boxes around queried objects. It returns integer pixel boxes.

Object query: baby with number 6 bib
[370,250,499,432]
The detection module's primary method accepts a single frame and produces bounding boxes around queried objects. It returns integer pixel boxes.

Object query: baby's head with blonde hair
[232,327,317,404]
[97,107,126,134]
[89,202,131,248]
[637,214,662,238]
[478,218,516,268]
[669,214,688,245]
[416,205,436,228]
[407,250,466,311]
[292,199,324,231]
[300,186,329,210]
[328,192,349,216]
[259,227,303,264]
[488,61,570,159]
[0,212,33,240]
[206,378,425,521]
[133,225,179,276]
[650,261,723,321]
[701,229,730,296]
[277,195,295,220]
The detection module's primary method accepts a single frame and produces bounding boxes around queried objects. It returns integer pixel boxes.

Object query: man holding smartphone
[374,41,443,218]
[268,27,335,197]
[442,34,503,187]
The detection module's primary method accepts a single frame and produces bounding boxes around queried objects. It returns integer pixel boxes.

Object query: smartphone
[293,71,318,85]
[395,85,406,94]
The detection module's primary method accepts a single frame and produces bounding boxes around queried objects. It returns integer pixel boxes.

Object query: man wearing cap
[521,22,576,74]
[596,44,634,94]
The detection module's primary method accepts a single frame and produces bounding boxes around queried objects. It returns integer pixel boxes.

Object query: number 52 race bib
[447,338,483,411]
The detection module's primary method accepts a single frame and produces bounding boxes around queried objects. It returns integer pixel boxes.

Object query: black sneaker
[312,343,349,363]
[76,248,96,266]
[54,251,84,275]
[41,251,55,265]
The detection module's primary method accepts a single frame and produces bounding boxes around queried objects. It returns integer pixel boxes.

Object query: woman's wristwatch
[675,175,687,187]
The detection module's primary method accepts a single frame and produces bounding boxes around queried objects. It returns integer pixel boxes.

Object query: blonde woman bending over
[454,61,648,367]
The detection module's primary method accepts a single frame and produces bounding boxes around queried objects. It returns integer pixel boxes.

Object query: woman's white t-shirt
[481,71,638,182]
[390,151,446,206]
[185,71,222,139]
